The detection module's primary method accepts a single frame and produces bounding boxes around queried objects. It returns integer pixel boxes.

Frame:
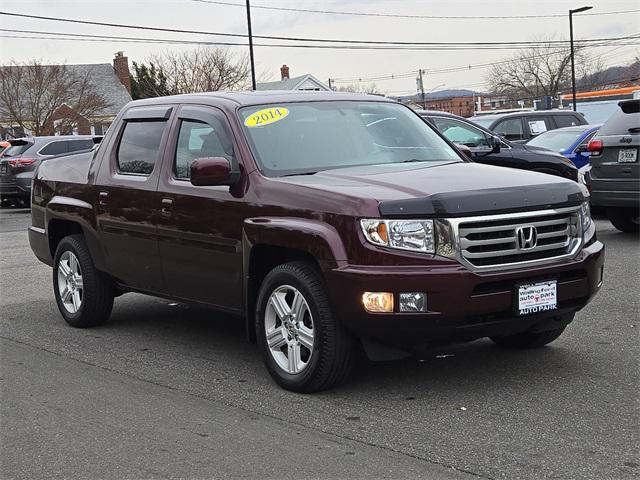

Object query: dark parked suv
[0,135,99,206]
[419,110,578,180]
[470,110,588,143]
[29,92,604,392]
[586,99,639,232]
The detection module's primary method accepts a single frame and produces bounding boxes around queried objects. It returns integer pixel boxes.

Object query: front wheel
[53,235,114,328]
[256,262,356,392]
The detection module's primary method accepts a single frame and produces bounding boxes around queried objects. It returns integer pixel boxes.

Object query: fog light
[362,292,394,313]
[399,292,427,312]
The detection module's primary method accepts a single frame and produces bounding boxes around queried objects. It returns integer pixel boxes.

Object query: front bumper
[325,240,604,347]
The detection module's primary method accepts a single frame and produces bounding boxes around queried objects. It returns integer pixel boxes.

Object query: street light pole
[246,0,257,91]
[418,69,426,109]
[569,6,593,111]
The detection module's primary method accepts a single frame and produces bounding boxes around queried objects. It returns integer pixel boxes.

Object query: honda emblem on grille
[516,225,538,250]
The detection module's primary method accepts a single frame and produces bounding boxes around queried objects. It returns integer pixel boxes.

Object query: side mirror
[456,143,473,159]
[190,157,238,186]
[488,135,501,153]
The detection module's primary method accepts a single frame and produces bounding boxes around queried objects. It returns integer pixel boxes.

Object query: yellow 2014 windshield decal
[244,107,289,127]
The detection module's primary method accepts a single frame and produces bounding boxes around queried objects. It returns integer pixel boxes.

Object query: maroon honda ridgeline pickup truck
[29,92,604,392]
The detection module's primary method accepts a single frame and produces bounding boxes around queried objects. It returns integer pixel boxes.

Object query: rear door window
[39,141,68,156]
[525,117,552,137]
[67,139,95,152]
[494,118,525,141]
[117,120,167,175]
[553,115,581,128]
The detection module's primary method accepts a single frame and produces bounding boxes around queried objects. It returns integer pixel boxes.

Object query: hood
[275,161,585,217]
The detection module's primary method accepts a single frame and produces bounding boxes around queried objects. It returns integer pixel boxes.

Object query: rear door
[94,105,173,292]
[590,101,639,187]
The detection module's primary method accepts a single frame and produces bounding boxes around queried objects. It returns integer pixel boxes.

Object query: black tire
[53,235,114,328]
[491,326,567,349]
[255,261,356,392]
[607,208,639,233]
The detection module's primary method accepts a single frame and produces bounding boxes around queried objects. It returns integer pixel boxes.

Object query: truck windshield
[239,101,461,176]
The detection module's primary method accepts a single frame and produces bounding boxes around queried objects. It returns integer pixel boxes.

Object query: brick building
[423,95,476,117]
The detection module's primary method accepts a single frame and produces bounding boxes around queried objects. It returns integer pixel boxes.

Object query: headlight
[361,219,434,253]
[580,201,592,233]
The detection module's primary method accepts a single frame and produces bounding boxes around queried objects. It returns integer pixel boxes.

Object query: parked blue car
[526,124,601,168]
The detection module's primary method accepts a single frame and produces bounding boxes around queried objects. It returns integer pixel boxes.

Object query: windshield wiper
[399,158,429,163]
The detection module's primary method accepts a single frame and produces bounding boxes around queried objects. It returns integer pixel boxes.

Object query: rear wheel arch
[48,219,84,258]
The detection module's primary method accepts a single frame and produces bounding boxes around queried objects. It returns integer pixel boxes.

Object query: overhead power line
[191,0,640,20]
[1,29,637,53]
[0,11,637,48]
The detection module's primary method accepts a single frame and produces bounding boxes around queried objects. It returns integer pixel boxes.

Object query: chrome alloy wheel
[264,285,314,374]
[57,251,83,314]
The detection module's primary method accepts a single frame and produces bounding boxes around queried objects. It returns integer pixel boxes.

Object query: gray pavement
[1,207,639,480]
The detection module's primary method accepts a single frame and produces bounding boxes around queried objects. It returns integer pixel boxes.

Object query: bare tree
[147,47,250,94]
[486,40,593,100]
[0,60,110,136]
[336,82,382,95]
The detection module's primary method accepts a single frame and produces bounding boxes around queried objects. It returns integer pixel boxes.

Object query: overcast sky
[1,0,638,94]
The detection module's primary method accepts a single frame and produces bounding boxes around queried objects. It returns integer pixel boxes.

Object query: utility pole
[246,0,257,91]
[418,69,426,109]
[569,6,593,111]
[328,78,333,90]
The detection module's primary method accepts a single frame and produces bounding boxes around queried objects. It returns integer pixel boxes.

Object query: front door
[156,105,244,312]
[94,105,173,292]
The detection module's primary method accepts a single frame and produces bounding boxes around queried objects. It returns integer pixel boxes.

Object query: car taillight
[587,139,603,156]
[8,158,37,167]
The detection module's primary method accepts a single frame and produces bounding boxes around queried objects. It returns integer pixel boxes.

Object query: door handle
[161,198,173,218]
[98,191,108,206]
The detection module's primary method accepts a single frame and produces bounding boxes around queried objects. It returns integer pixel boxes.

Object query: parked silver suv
[586,99,639,233]
[0,135,100,206]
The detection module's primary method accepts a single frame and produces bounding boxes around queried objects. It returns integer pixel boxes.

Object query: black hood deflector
[379,182,585,217]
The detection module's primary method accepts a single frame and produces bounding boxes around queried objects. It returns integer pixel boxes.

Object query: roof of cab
[127,90,396,108]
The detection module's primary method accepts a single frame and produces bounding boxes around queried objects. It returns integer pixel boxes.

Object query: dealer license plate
[618,148,637,163]
[518,281,557,315]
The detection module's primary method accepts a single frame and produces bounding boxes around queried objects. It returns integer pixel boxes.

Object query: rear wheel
[53,235,114,328]
[607,208,639,233]
[256,261,356,392]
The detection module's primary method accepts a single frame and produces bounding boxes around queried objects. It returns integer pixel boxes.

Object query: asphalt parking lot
[1,207,638,480]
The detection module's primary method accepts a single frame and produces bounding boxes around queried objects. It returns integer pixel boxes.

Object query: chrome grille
[452,207,582,270]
